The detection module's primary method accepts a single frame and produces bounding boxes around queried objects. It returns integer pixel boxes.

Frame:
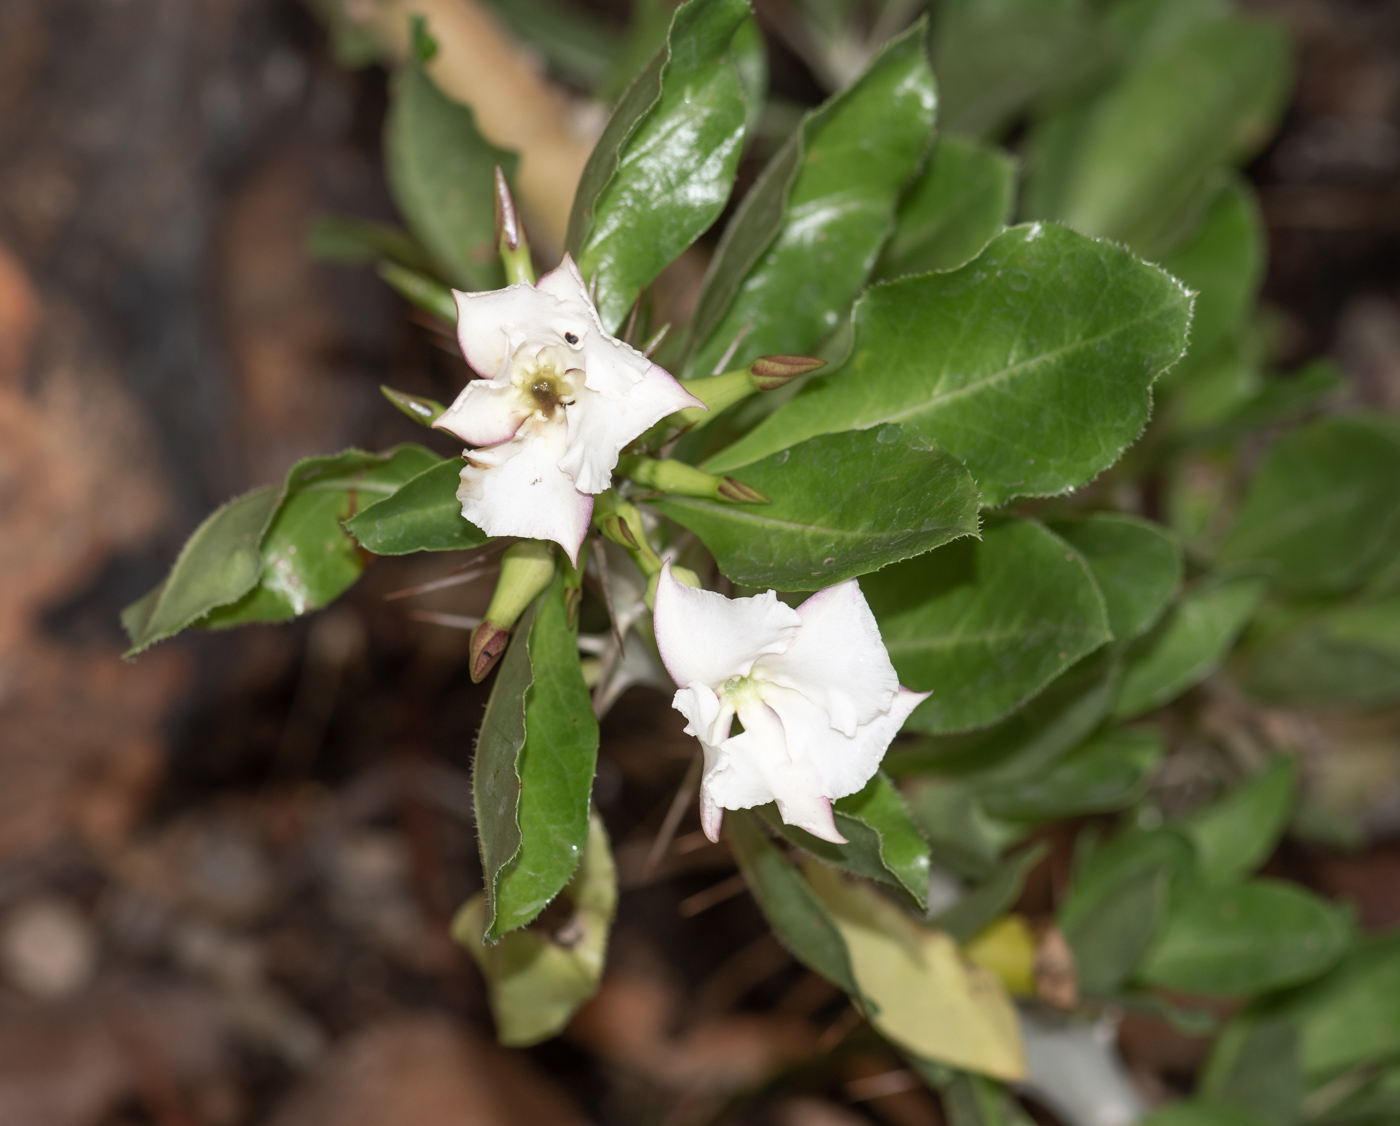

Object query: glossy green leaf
[652,426,979,590]
[1263,935,1400,1082]
[681,19,936,377]
[726,811,870,1007]
[475,575,600,939]
[453,811,616,1046]
[707,224,1192,507]
[1220,417,1400,596]
[888,653,1121,783]
[763,772,931,909]
[1050,514,1182,643]
[977,728,1162,821]
[875,135,1017,280]
[1158,179,1264,362]
[942,1070,1037,1126]
[933,1,1112,139]
[1199,1017,1302,1126]
[1140,879,1352,997]
[386,19,518,291]
[345,458,489,555]
[202,446,439,628]
[861,519,1112,734]
[567,0,753,333]
[1114,574,1267,719]
[1044,17,1291,254]
[1238,595,1400,709]
[121,487,282,656]
[934,844,1045,944]
[1181,757,1296,885]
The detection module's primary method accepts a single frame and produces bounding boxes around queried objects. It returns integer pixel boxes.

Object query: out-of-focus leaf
[681,20,935,377]
[567,0,754,332]
[122,487,282,656]
[763,772,932,908]
[1114,574,1267,718]
[875,135,1016,280]
[805,859,1026,1081]
[346,458,489,555]
[1238,596,1400,709]
[942,1069,1037,1126]
[862,520,1111,734]
[1196,359,1343,446]
[1158,179,1264,362]
[1260,934,1400,1083]
[904,778,1018,882]
[1066,866,1169,998]
[1050,514,1182,643]
[307,213,438,275]
[1199,1017,1302,1126]
[1140,879,1352,997]
[1063,826,1196,930]
[480,0,620,92]
[933,0,1113,138]
[963,915,1037,998]
[1181,756,1296,885]
[1040,17,1291,254]
[934,845,1046,944]
[651,426,979,590]
[977,729,1163,821]
[475,575,600,939]
[1219,416,1400,596]
[201,447,440,629]
[1140,1105,1271,1126]
[707,224,1192,509]
[386,19,518,290]
[453,811,616,1046]
[726,811,870,1007]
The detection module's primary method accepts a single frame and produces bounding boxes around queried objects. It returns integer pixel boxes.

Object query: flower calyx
[665,354,826,434]
[617,455,769,506]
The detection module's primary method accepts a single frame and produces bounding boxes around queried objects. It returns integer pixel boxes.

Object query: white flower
[652,563,929,844]
[434,256,702,564]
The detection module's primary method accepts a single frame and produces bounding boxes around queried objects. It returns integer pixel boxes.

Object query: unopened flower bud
[471,540,555,682]
[749,354,825,390]
[716,477,770,504]
[381,385,446,427]
[494,166,534,285]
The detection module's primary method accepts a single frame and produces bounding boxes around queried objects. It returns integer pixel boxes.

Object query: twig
[642,752,703,882]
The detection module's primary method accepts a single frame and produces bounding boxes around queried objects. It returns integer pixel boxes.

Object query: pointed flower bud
[381,385,446,428]
[749,354,825,390]
[652,563,928,845]
[470,540,555,682]
[493,166,534,285]
[618,455,769,505]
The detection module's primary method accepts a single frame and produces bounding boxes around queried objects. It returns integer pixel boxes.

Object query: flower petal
[755,579,899,735]
[653,562,800,690]
[434,378,532,448]
[763,682,928,800]
[455,417,593,564]
[534,254,597,317]
[453,285,540,379]
[672,683,733,748]
[559,363,705,493]
[702,700,845,843]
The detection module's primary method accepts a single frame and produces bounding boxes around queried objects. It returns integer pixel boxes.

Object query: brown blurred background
[0,1,1397,1124]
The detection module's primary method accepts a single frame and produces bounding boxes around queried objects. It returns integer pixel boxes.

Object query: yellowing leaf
[453,812,617,1047]
[965,915,1038,998]
[803,860,1026,1081]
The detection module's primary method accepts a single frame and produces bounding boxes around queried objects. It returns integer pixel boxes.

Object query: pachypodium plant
[128,0,1400,1120]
